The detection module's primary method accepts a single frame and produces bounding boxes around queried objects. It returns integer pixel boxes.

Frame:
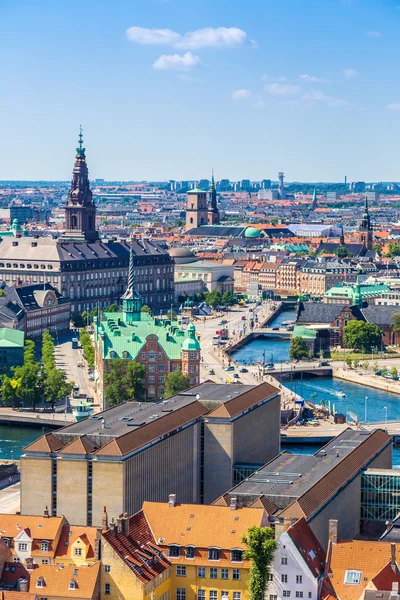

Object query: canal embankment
[333,367,400,395]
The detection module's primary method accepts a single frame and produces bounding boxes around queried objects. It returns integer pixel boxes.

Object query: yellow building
[100,500,268,600]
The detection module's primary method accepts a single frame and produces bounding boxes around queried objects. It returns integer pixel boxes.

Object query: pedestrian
[8,476,12,485]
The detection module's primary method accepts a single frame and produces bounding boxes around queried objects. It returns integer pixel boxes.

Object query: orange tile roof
[143,501,265,550]
[24,433,64,453]
[0,515,65,546]
[55,525,98,560]
[1,562,100,599]
[327,541,399,600]
[59,436,98,455]
[0,593,36,600]
[207,382,279,419]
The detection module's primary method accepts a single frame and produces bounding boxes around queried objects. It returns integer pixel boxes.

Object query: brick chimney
[329,519,338,544]
[19,578,29,592]
[25,557,34,571]
[391,543,397,572]
[230,497,238,511]
[168,494,176,507]
[121,513,129,537]
[102,506,108,531]
[94,529,101,561]
[116,514,123,533]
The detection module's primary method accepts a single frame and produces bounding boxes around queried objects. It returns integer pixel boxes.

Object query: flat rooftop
[56,382,258,442]
[231,429,377,509]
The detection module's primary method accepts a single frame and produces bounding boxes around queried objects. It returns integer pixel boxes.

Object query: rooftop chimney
[109,517,117,536]
[102,506,108,532]
[25,557,34,571]
[230,497,238,511]
[168,494,176,507]
[393,583,399,594]
[19,578,29,593]
[94,529,101,561]
[116,514,123,533]
[329,519,338,544]
[44,506,49,518]
[121,513,129,537]
[391,543,397,572]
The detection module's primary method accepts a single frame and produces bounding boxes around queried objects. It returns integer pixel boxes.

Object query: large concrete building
[20,381,281,526]
[0,131,174,314]
[215,428,392,549]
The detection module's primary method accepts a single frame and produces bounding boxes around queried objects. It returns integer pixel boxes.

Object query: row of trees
[79,330,95,370]
[205,289,236,309]
[104,359,191,405]
[1,334,73,409]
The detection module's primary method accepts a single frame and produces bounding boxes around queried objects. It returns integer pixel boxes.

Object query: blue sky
[1,0,400,181]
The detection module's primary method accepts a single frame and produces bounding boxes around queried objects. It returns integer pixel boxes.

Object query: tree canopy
[164,369,191,398]
[104,359,146,405]
[289,337,311,360]
[242,525,277,600]
[344,320,382,353]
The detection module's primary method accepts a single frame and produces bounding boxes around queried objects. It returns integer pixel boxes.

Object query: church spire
[207,170,220,225]
[61,127,99,243]
[339,222,345,246]
[121,242,142,322]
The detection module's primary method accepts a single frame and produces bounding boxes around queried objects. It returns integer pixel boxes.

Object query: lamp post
[364,396,368,424]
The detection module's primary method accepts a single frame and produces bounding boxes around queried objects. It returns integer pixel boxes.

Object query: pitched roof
[1,562,100,599]
[23,433,64,453]
[142,501,265,549]
[280,429,391,519]
[287,517,325,578]
[207,382,279,419]
[95,401,209,457]
[371,561,400,591]
[361,305,400,327]
[102,510,170,583]
[0,514,64,545]
[0,328,24,347]
[59,436,98,455]
[327,541,399,600]
[55,525,98,560]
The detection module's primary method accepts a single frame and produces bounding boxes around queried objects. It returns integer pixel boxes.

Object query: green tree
[164,369,191,398]
[242,526,277,600]
[336,246,348,259]
[79,330,95,369]
[353,357,360,369]
[345,355,353,368]
[205,289,222,309]
[104,359,146,406]
[363,360,370,371]
[13,361,41,409]
[372,243,382,256]
[344,321,382,353]
[221,290,236,307]
[391,366,398,379]
[167,310,177,321]
[386,242,400,257]
[372,360,379,372]
[289,337,310,360]
[392,313,400,340]
[141,305,152,315]
[44,368,73,410]
[381,366,388,377]
[0,375,20,407]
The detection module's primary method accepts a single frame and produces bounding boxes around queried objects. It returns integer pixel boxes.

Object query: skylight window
[344,570,362,584]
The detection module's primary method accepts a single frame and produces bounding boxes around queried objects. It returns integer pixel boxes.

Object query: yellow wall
[170,564,249,600]
[21,456,52,516]
[100,539,172,600]
[92,461,124,527]
[57,459,88,525]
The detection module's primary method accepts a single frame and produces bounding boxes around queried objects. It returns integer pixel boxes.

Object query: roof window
[344,570,362,584]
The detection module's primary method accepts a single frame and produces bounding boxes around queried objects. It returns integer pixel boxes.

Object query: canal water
[0,426,50,460]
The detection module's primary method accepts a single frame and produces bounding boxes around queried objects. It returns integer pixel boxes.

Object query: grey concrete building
[20,381,281,526]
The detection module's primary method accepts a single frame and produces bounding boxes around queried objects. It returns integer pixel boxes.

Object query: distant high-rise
[353,181,366,193]
[262,179,272,190]
[241,179,251,191]
[278,172,287,199]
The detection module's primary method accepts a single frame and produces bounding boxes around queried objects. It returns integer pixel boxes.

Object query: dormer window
[2,538,10,547]
[109,351,116,359]
[40,541,49,552]
[122,351,128,359]
[36,577,45,588]
[168,545,181,558]
[186,546,196,559]
[231,550,243,562]
[69,579,78,590]
[208,548,221,561]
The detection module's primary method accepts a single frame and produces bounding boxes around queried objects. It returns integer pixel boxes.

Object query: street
[0,482,20,514]
[54,331,97,406]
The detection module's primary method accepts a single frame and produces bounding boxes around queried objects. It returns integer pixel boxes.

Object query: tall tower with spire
[359,196,373,250]
[207,171,220,225]
[121,244,142,323]
[61,127,99,243]
[312,188,317,210]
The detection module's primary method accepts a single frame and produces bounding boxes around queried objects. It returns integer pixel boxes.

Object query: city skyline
[2,0,400,181]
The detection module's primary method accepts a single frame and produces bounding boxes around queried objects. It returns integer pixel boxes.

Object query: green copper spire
[312,188,317,203]
[182,322,201,351]
[76,125,85,156]
[121,243,142,322]
[353,275,363,307]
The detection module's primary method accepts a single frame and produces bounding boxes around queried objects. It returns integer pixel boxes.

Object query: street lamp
[364,396,368,424]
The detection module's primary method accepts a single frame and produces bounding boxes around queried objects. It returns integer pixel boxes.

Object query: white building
[170,248,234,293]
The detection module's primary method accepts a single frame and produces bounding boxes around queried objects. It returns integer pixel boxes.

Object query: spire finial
[76,125,85,155]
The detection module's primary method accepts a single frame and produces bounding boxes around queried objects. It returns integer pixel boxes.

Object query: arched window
[190,217,193,224]
[69,287,74,299]
[71,215,77,229]
[156,278,160,290]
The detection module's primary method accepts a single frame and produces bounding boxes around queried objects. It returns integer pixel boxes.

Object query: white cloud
[177,27,247,49]
[366,31,381,37]
[126,26,180,45]
[264,83,300,95]
[126,25,248,49]
[299,74,329,83]
[153,52,201,70]
[387,104,400,111]
[342,68,359,79]
[302,89,348,107]
[231,89,252,100]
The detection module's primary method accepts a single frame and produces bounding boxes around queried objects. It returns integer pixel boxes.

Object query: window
[176,566,186,577]
[18,543,28,552]
[169,545,181,558]
[74,548,82,557]
[232,569,240,580]
[210,592,218,600]
[233,594,241,600]
[221,592,229,600]
[268,574,273,582]
[105,583,111,595]
[270,596,278,600]
[36,578,45,588]
[308,594,312,599]
[296,576,303,584]
[104,565,111,573]
[210,568,218,579]
[208,548,221,561]
[198,592,206,600]
[186,546,196,559]
[231,550,243,562]
[221,568,228,580]
[296,593,303,599]
[282,575,288,583]
[198,567,206,578]
[344,570,362,585]
[283,593,290,598]
[41,559,49,564]
[176,589,186,600]
[40,542,49,552]
[281,557,288,565]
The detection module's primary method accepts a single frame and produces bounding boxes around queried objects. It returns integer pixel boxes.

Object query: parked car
[308,419,320,426]
[375,370,382,376]
[271,326,279,331]
[208,369,215,375]
[319,361,330,366]
[225,365,235,372]
[233,374,240,378]
[239,367,248,373]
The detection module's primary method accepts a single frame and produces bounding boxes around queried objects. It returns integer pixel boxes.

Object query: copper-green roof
[0,328,24,347]
[188,187,206,194]
[325,282,390,300]
[95,312,200,360]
